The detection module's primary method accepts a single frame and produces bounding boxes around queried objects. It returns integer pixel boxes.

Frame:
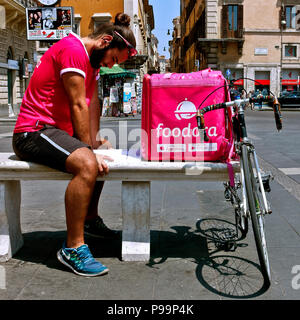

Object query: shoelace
[75,246,94,263]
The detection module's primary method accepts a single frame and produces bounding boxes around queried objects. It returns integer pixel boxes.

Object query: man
[13,13,137,277]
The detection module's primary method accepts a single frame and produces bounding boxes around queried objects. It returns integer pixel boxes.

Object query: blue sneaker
[57,243,109,277]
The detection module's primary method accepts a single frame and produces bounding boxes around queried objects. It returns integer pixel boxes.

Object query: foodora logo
[174,99,197,120]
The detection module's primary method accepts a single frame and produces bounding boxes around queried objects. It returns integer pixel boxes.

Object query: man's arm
[89,83,101,149]
[89,84,113,149]
[62,72,92,146]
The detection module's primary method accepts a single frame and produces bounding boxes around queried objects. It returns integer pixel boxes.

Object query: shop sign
[7,59,19,70]
[22,59,29,79]
[254,48,268,55]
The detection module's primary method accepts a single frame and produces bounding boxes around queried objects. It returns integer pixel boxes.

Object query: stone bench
[0,149,239,262]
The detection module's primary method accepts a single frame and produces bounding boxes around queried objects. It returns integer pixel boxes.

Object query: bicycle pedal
[224,192,231,202]
[223,241,237,252]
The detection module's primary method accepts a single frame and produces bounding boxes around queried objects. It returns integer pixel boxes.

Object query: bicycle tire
[241,144,271,287]
[237,166,248,238]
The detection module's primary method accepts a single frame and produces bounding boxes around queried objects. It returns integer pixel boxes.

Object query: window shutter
[296,7,300,30]
[222,5,228,38]
[237,5,243,38]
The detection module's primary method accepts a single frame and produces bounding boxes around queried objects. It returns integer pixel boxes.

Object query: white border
[60,68,86,78]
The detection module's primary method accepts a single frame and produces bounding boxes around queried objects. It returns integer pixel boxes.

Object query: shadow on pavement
[12,231,122,273]
[13,221,269,298]
[148,224,269,299]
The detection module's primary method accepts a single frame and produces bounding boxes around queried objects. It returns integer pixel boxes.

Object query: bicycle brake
[260,172,274,193]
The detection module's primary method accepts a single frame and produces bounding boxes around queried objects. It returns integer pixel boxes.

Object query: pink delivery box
[141,68,235,162]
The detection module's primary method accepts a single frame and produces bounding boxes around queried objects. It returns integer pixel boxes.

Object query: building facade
[0,0,37,116]
[170,16,181,72]
[174,0,300,95]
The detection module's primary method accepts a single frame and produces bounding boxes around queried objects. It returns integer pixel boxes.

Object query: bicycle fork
[250,148,272,215]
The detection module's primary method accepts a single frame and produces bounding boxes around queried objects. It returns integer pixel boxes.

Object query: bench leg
[0,181,23,262]
[121,181,150,261]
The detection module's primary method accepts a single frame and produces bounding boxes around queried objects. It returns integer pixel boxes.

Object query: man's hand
[95,153,113,175]
[97,138,113,150]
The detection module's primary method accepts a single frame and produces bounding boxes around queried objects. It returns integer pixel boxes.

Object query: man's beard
[89,47,108,69]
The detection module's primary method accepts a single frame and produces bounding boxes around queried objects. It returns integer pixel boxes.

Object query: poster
[123,102,131,114]
[26,7,73,41]
[109,87,119,103]
[123,83,132,103]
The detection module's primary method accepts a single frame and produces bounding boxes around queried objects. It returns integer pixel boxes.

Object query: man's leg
[64,147,98,249]
[86,181,104,221]
[13,128,109,276]
[84,181,120,239]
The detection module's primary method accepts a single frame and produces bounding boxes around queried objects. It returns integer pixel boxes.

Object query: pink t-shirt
[14,32,99,136]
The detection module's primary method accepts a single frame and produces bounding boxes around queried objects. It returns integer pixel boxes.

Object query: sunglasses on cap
[114,31,137,57]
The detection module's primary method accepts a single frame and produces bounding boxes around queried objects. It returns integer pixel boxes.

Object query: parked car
[278,91,300,108]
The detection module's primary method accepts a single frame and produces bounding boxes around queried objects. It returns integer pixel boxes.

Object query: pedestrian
[12,13,137,277]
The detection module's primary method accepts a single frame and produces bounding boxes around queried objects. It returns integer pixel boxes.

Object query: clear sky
[149,0,180,59]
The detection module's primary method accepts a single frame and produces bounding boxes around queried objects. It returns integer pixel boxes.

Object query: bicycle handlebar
[196,94,282,142]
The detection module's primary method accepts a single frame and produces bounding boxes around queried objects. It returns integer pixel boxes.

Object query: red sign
[254,79,270,85]
[233,79,244,86]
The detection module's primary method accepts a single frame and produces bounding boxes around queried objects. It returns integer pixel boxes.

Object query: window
[73,14,81,35]
[222,5,243,38]
[284,45,297,58]
[286,6,296,29]
[228,5,238,31]
[92,13,112,31]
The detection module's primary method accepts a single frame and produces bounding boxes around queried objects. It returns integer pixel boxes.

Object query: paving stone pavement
[1,176,299,302]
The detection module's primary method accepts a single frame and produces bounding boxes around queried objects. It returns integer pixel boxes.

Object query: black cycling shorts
[12,125,91,172]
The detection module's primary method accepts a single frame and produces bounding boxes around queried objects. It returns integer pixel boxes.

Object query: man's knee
[66,147,98,181]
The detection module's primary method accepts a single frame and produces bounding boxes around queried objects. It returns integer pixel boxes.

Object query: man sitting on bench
[12,13,137,277]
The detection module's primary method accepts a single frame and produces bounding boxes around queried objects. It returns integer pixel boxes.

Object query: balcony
[0,0,36,31]
[14,0,36,7]
[0,0,36,9]
[198,4,245,56]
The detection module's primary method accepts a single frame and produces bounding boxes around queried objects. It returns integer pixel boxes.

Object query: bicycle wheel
[241,144,271,287]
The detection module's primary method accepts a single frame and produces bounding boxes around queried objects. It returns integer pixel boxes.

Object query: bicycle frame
[232,99,271,215]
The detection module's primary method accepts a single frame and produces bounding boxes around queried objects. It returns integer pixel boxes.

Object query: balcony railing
[14,0,37,8]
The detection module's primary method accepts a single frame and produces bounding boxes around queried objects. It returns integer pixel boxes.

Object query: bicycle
[195,85,283,288]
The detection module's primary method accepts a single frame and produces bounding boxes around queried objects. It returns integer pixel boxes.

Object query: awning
[100,64,136,79]
[282,79,300,85]
[254,80,270,86]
